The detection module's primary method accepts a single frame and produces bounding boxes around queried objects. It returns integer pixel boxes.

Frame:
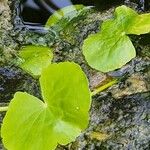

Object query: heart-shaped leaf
[83,32,136,72]
[18,45,53,77]
[1,62,91,150]
[83,5,150,72]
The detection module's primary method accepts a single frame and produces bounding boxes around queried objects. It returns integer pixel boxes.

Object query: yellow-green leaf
[1,62,91,150]
[19,45,53,77]
[83,5,150,72]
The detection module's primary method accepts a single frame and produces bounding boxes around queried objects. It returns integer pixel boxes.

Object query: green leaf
[18,45,53,77]
[100,5,138,35]
[83,5,150,72]
[45,5,85,28]
[1,62,91,150]
[127,13,150,35]
[83,32,136,72]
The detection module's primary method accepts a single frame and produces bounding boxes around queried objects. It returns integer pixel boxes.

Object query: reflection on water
[20,0,125,26]
[20,0,80,26]
[20,0,149,27]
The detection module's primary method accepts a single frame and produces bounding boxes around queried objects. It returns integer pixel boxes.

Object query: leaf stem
[91,79,117,96]
[0,106,8,112]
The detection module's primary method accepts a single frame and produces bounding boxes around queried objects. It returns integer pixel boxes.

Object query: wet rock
[0,66,41,103]
[89,72,108,90]
[69,92,150,150]
[108,57,150,99]
[12,0,57,47]
[57,8,113,46]
[110,72,149,99]
[125,0,150,11]
[0,0,18,64]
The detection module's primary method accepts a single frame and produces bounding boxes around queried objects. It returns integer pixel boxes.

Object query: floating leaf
[19,45,53,77]
[1,62,91,150]
[83,5,150,72]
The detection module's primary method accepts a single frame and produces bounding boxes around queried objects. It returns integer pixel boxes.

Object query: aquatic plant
[0,62,116,150]
[1,62,91,150]
[0,4,149,150]
[18,45,53,77]
[19,6,150,77]
[83,5,150,72]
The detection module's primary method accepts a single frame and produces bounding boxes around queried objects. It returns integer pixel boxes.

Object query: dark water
[20,0,125,26]
[19,0,149,29]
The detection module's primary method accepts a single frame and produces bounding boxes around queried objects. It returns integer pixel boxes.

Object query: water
[20,0,125,26]
[18,0,149,31]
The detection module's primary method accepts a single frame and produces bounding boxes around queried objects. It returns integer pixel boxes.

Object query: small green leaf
[83,5,150,72]
[100,5,138,35]
[45,5,85,28]
[18,45,53,77]
[1,62,91,150]
[127,13,150,35]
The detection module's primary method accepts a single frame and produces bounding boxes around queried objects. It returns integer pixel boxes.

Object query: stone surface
[0,0,18,64]
[69,92,150,150]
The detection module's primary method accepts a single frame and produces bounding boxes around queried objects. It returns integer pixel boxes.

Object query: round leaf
[83,5,149,72]
[40,62,91,129]
[1,92,56,150]
[100,5,138,35]
[1,62,91,150]
[19,45,53,77]
[83,33,136,72]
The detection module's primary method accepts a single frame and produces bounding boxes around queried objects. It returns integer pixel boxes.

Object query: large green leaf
[83,32,136,72]
[18,45,53,77]
[1,62,91,150]
[83,5,150,72]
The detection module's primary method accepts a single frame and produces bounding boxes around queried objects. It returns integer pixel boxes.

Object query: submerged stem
[91,79,117,96]
[0,106,9,112]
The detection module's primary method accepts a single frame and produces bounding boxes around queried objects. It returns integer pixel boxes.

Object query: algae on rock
[0,0,18,64]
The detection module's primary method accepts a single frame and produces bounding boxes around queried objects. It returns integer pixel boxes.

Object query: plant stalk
[91,79,117,96]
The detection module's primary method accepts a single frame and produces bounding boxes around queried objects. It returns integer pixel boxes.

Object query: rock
[110,72,149,99]
[108,57,150,99]
[70,92,150,150]
[89,72,108,90]
[0,0,18,64]
[0,66,41,103]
